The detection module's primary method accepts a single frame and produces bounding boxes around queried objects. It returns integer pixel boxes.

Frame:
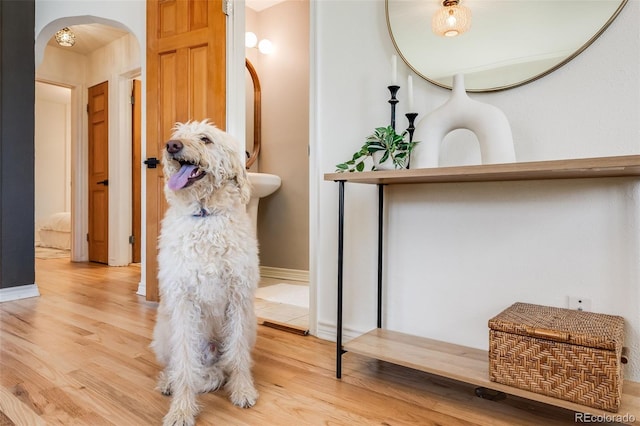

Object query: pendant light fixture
[432,0,471,38]
[55,27,76,47]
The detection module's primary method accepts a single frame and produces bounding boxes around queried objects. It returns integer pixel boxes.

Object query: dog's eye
[200,136,212,144]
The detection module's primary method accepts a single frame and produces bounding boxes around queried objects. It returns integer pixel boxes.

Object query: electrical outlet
[567,296,592,311]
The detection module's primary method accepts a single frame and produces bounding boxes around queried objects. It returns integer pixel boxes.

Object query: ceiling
[246,0,286,12]
[47,24,129,56]
[47,1,286,55]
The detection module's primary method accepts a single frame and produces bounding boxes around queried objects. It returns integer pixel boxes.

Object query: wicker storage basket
[488,302,624,412]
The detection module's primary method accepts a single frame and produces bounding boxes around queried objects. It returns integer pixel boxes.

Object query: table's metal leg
[377,184,384,329]
[336,180,345,378]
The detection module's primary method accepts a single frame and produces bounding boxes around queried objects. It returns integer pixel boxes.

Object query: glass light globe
[258,39,274,55]
[55,27,76,47]
[245,32,257,48]
[432,2,471,38]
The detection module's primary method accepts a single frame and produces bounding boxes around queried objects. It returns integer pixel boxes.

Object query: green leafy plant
[336,126,419,172]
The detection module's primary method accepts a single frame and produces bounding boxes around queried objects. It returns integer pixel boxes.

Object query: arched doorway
[35,17,142,268]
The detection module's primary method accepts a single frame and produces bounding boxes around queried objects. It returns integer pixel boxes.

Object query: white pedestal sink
[247,172,281,231]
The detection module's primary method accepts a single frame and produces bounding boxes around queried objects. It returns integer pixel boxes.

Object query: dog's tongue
[168,164,197,190]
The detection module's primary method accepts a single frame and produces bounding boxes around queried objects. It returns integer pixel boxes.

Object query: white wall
[248,0,310,271]
[312,0,640,380]
[34,82,71,242]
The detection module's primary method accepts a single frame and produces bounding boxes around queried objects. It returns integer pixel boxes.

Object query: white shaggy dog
[151,120,259,426]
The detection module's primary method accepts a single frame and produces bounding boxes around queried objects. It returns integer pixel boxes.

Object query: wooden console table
[324,155,640,422]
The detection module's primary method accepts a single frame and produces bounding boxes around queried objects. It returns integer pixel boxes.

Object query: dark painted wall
[0,0,36,289]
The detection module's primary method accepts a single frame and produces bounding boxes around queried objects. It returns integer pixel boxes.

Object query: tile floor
[255,277,309,331]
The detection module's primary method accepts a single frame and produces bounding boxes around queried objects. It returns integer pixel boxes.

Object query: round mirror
[386,0,627,92]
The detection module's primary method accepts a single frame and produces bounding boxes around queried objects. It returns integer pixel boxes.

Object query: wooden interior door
[146,0,227,301]
[132,79,142,263]
[88,81,109,264]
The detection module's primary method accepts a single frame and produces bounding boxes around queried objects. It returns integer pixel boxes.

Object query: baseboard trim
[260,266,309,283]
[0,284,40,303]
[136,281,146,297]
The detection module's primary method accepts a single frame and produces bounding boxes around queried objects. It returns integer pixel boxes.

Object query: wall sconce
[55,27,76,47]
[432,0,471,37]
[245,32,274,55]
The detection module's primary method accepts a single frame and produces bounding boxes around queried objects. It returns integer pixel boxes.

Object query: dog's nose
[166,140,183,154]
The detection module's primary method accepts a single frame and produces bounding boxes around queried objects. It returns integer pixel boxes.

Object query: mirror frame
[386,0,628,92]
[246,58,261,169]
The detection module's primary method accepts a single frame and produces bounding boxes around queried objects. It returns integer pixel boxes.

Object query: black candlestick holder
[388,85,400,130]
[405,112,418,142]
[405,112,418,169]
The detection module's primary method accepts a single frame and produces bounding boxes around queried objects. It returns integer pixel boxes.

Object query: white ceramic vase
[411,74,516,168]
[372,151,396,170]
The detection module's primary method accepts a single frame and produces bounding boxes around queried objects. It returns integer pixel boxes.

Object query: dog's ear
[234,163,251,205]
[217,129,252,205]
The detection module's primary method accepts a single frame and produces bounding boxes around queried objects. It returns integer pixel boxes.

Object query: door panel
[146,0,226,301]
[132,79,142,263]
[190,47,209,118]
[88,81,109,264]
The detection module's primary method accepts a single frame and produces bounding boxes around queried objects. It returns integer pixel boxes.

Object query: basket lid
[488,302,624,350]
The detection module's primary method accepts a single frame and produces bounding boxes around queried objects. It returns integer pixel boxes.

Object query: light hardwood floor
[0,258,587,425]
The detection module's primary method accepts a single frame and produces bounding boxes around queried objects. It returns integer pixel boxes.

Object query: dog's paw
[229,385,258,408]
[156,371,172,396]
[162,409,196,426]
